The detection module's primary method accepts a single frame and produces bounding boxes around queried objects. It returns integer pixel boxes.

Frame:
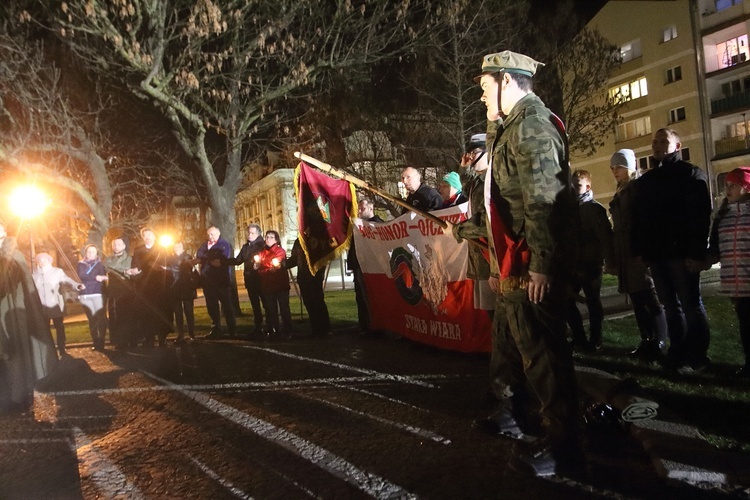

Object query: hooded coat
[0,237,58,412]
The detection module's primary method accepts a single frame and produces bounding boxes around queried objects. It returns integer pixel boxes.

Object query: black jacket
[576,195,614,275]
[347,214,383,272]
[229,237,265,292]
[403,184,443,213]
[631,151,711,261]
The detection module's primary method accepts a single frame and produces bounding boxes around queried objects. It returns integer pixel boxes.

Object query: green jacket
[486,93,575,278]
[104,251,133,298]
[454,168,490,280]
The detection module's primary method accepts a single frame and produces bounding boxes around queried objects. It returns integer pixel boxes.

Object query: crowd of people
[409,50,746,477]
[2,48,749,481]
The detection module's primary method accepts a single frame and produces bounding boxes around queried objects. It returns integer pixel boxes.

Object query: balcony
[711,90,750,115]
[714,135,750,157]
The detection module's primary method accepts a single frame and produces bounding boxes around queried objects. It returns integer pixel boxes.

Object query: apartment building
[578,0,706,206]
[576,0,750,208]
[699,0,750,195]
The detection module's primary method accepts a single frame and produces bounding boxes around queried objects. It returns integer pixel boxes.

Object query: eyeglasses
[468,149,485,157]
[265,235,276,240]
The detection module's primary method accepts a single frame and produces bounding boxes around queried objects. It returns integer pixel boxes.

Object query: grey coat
[32,266,80,319]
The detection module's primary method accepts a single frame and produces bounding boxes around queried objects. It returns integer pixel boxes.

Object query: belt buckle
[500,275,528,294]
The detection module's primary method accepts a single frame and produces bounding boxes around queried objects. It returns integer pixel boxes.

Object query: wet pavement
[2,328,746,499]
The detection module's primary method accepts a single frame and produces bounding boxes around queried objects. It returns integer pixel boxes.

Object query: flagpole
[294,152,489,251]
[295,152,450,228]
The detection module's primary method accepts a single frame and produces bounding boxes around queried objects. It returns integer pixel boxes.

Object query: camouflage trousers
[490,285,580,443]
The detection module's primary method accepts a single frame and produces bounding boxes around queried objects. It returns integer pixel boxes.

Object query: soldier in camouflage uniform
[475,51,583,477]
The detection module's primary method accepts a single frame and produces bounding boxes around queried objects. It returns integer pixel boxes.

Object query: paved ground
[2,269,749,499]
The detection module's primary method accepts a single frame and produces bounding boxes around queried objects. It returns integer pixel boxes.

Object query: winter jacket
[486,92,576,278]
[77,259,106,295]
[609,181,655,294]
[708,199,750,297]
[575,191,614,278]
[631,151,711,261]
[32,266,80,318]
[257,244,290,294]
[167,252,198,300]
[454,168,490,280]
[229,237,265,293]
[103,251,134,299]
[404,184,443,213]
[196,237,233,288]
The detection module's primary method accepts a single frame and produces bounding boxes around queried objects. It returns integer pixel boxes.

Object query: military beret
[476,50,544,79]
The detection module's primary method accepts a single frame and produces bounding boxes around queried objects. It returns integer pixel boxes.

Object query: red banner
[295,161,357,274]
[353,204,492,353]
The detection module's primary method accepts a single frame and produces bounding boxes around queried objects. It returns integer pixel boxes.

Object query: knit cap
[726,167,750,191]
[442,172,462,192]
[610,149,636,171]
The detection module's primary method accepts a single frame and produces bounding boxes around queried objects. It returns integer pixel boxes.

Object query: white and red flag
[352,203,492,353]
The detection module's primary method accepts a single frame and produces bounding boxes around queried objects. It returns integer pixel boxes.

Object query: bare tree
[523,0,622,158]
[554,27,622,158]
[50,0,428,245]
[280,0,531,216]
[402,0,531,161]
[0,32,179,246]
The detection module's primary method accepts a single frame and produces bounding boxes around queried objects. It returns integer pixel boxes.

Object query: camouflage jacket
[454,168,489,280]
[486,93,576,278]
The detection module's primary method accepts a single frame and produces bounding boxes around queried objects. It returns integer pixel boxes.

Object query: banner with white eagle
[352,203,492,353]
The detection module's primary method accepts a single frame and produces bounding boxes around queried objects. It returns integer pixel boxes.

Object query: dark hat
[726,167,750,191]
[467,133,487,152]
[475,50,544,81]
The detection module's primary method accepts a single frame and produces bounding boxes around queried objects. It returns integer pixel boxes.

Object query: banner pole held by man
[294,152,487,252]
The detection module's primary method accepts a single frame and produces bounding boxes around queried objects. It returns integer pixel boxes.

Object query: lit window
[609,77,648,103]
[669,107,687,123]
[716,34,749,69]
[620,39,642,63]
[726,120,749,138]
[663,25,677,43]
[615,116,652,142]
[666,66,682,83]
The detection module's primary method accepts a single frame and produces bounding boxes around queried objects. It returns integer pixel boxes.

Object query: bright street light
[159,234,174,248]
[9,184,50,219]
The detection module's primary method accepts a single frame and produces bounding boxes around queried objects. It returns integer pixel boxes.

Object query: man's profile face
[358,201,374,219]
[401,168,421,193]
[480,74,500,119]
[247,227,260,241]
